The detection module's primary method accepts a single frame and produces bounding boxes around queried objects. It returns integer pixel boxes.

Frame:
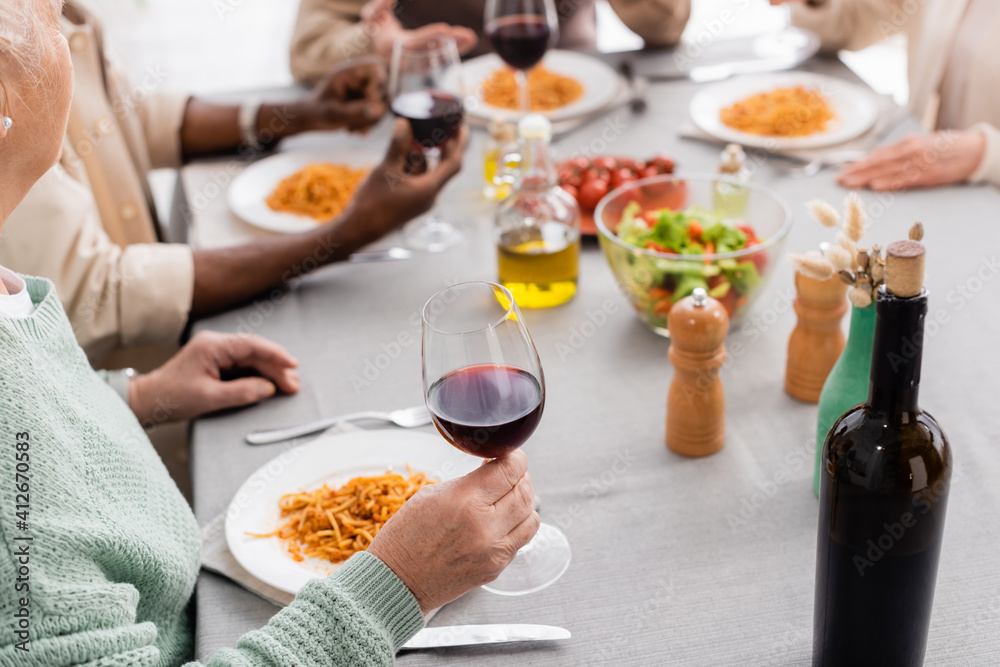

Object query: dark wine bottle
[813,240,951,667]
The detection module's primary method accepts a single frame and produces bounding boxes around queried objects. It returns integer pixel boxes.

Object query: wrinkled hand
[129,332,300,425]
[306,58,387,133]
[362,0,477,62]
[837,130,986,192]
[338,118,467,241]
[368,451,539,613]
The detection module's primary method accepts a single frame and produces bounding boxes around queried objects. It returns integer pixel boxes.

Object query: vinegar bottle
[813,240,951,667]
[495,114,581,308]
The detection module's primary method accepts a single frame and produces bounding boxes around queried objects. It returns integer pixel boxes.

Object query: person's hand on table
[362,0,477,62]
[336,118,468,241]
[129,332,300,424]
[304,58,388,134]
[837,130,986,192]
[368,451,539,613]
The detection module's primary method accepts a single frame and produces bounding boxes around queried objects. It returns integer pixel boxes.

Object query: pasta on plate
[482,66,584,111]
[248,469,433,564]
[719,86,836,138]
[265,162,367,221]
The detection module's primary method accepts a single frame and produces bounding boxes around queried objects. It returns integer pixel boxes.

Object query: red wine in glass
[486,14,552,71]
[427,364,543,458]
[391,90,465,149]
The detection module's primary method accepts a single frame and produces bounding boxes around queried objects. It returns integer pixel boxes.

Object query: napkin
[678,93,908,163]
[198,421,439,621]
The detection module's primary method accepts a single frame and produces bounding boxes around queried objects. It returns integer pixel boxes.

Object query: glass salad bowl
[594,172,793,337]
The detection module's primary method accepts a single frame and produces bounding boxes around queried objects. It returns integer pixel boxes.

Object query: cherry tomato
[718,288,739,317]
[650,155,676,173]
[687,220,703,241]
[569,157,590,169]
[746,239,768,273]
[644,241,674,254]
[735,222,757,243]
[653,299,674,316]
[640,165,659,179]
[618,158,641,172]
[642,210,660,226]
[581,168,602,183]
[578,179,610,211]
[593,156,617,170]
[609,167,633,189]
[560,184,578,200]
[558,168,574,184]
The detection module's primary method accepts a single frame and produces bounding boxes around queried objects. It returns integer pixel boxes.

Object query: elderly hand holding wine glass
[422,281,572,595]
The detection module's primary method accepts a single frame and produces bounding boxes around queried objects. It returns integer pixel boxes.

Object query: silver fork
[245,406,432,445]
[774,149,868,179]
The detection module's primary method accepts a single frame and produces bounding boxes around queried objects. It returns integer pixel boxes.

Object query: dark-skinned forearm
[179,99,318,160]
[188,212,373,318]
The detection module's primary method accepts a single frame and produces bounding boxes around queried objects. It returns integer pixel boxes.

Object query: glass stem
[516,69,529,112]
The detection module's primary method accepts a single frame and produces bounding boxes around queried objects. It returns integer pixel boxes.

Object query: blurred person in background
[775,0,1000,191]
[0,2,539,662]
[290,0,692,84]
[0,0,467,364]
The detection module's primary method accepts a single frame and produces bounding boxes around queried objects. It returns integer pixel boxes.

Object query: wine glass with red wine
[389,34,466,251]
[422,281,571,595]
[484,0,558,112]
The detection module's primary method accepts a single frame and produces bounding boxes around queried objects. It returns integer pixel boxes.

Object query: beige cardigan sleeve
[135,91,191,170]
[290,0,372,85]
[969,122,1000,187]
[607,0,691,47]
[0,166,194,359]
[790,0,909,53]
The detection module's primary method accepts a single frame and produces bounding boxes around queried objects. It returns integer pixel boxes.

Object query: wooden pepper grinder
[667,287,729,457]
[785,272,848,403]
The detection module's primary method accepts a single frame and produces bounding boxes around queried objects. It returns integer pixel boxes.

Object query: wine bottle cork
[885,240,925,298]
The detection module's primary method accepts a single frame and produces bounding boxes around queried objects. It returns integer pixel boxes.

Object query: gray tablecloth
[188,56,1000,665]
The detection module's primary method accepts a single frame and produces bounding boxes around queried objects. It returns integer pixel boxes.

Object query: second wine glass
[422,281,572,595]
[484,0,559,112]
[389,34,466,251]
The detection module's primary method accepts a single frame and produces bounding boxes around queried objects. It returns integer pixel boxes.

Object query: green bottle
[813,303,877,496]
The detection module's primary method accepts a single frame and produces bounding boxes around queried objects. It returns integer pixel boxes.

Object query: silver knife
[400,624,571,650]
[638,56,798,84]
[348,247,414,263]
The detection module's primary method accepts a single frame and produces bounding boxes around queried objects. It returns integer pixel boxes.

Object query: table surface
[187,54,1000,666]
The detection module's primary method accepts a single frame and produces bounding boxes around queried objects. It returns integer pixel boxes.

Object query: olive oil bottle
[495,114,580,308]
[813,240,951,667]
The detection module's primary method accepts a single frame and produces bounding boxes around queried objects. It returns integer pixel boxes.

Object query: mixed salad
[614,201,767,324]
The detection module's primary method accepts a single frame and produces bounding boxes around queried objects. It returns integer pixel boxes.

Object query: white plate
[462,49,621,123]
[227,148,375,234]
[225,430,479,595]
[689,72,880,150]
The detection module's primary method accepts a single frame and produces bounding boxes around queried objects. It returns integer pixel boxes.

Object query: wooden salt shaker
[666,288,729,457]
[785,272,848,403]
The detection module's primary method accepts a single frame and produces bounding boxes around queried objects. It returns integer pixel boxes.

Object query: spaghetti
[248,469,434,564]
[482,66,584,111]
[719,86,835,137]
[265,162,367,221]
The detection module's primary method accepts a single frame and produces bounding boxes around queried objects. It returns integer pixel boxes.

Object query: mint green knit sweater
[0,276,425,666]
